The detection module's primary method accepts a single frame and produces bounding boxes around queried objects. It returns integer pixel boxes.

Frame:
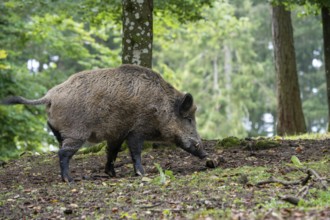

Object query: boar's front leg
[127,133,145,176]
[58,138,84,182]
[105,139,124,177]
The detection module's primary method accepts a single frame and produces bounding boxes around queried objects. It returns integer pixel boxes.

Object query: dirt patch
[0,138,329,219]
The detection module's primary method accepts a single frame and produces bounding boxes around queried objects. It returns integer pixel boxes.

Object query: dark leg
[127,133,144,176]
[105,139,124,177]
[48,122,63,146]
[58,138,84,182]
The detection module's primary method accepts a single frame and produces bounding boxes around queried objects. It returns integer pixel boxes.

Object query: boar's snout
[179,139,208,159]
[195,142,208,159]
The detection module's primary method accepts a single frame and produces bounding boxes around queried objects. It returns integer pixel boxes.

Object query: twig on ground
[139,203,162,209]
[307,168,328,190]
[296,185,310,198]
[301,171,312,186]
[257,167,328,206]
[147,208,186,212]
[256,176,301,187]
[280,196,301,206]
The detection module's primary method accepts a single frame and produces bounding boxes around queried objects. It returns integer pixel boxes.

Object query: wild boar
[2,64,207,182]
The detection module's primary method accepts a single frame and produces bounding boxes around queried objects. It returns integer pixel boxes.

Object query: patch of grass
[283,133,330,140]
[306,158,330,175]
[190,208,233,219]
[78,142,106,155]
[300,189,330,208]
[261,197,293,210]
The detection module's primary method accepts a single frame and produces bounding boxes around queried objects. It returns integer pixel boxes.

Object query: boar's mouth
[175,139,208,159]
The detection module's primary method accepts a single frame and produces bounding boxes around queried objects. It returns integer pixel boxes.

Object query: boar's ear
[179,93,193,115]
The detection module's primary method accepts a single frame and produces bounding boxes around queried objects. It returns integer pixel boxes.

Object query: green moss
[217,136,242,148]
[252,139,280,150]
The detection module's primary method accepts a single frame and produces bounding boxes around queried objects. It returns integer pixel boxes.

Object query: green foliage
[0,68,53,161]
[155,0,214,23]
[153,163,175,185]
[271,0,330,16]
[0,50,9,69]
[291,155,303,167]
[80,0,214,25]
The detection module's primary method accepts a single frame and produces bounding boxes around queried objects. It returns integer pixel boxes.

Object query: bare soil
[0,138,329,219]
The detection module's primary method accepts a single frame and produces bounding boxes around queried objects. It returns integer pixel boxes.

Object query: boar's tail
[1,96,49,105]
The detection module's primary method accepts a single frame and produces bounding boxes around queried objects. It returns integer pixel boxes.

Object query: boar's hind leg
[58,138,84,182]
[47,122,63,146]
[127,134,145,176]
[105,139,124,177]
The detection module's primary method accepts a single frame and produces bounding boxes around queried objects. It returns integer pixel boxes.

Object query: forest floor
[0,136,329,219]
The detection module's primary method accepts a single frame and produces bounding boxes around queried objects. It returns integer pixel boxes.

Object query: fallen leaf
[70,203,79,208]
[295,145,304,153]
[141,177,152,182]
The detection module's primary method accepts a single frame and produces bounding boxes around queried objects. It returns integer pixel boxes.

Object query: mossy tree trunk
[321,6,330,132]
[122,0,153,68]
[272,4,306,136]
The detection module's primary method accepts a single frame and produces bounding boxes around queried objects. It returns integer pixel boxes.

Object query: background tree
[122,0,153,68]
[321,6,330,131]
[271,3,307,135]
[281,0,330,131]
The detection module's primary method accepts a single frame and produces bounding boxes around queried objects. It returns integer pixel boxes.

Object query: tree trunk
[122,0,153,68]
[272,5,306,136]
[321,6,330,132]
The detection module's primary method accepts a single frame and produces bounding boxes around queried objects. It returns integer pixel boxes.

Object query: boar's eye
[186,117,193,124]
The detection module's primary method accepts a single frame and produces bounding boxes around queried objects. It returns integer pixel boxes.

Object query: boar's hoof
[135,170,143,176]
[62,175,74,183]
[105,167,116,178]
[134,165,145,176]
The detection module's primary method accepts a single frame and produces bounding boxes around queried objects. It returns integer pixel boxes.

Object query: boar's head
[162,93,208,159]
